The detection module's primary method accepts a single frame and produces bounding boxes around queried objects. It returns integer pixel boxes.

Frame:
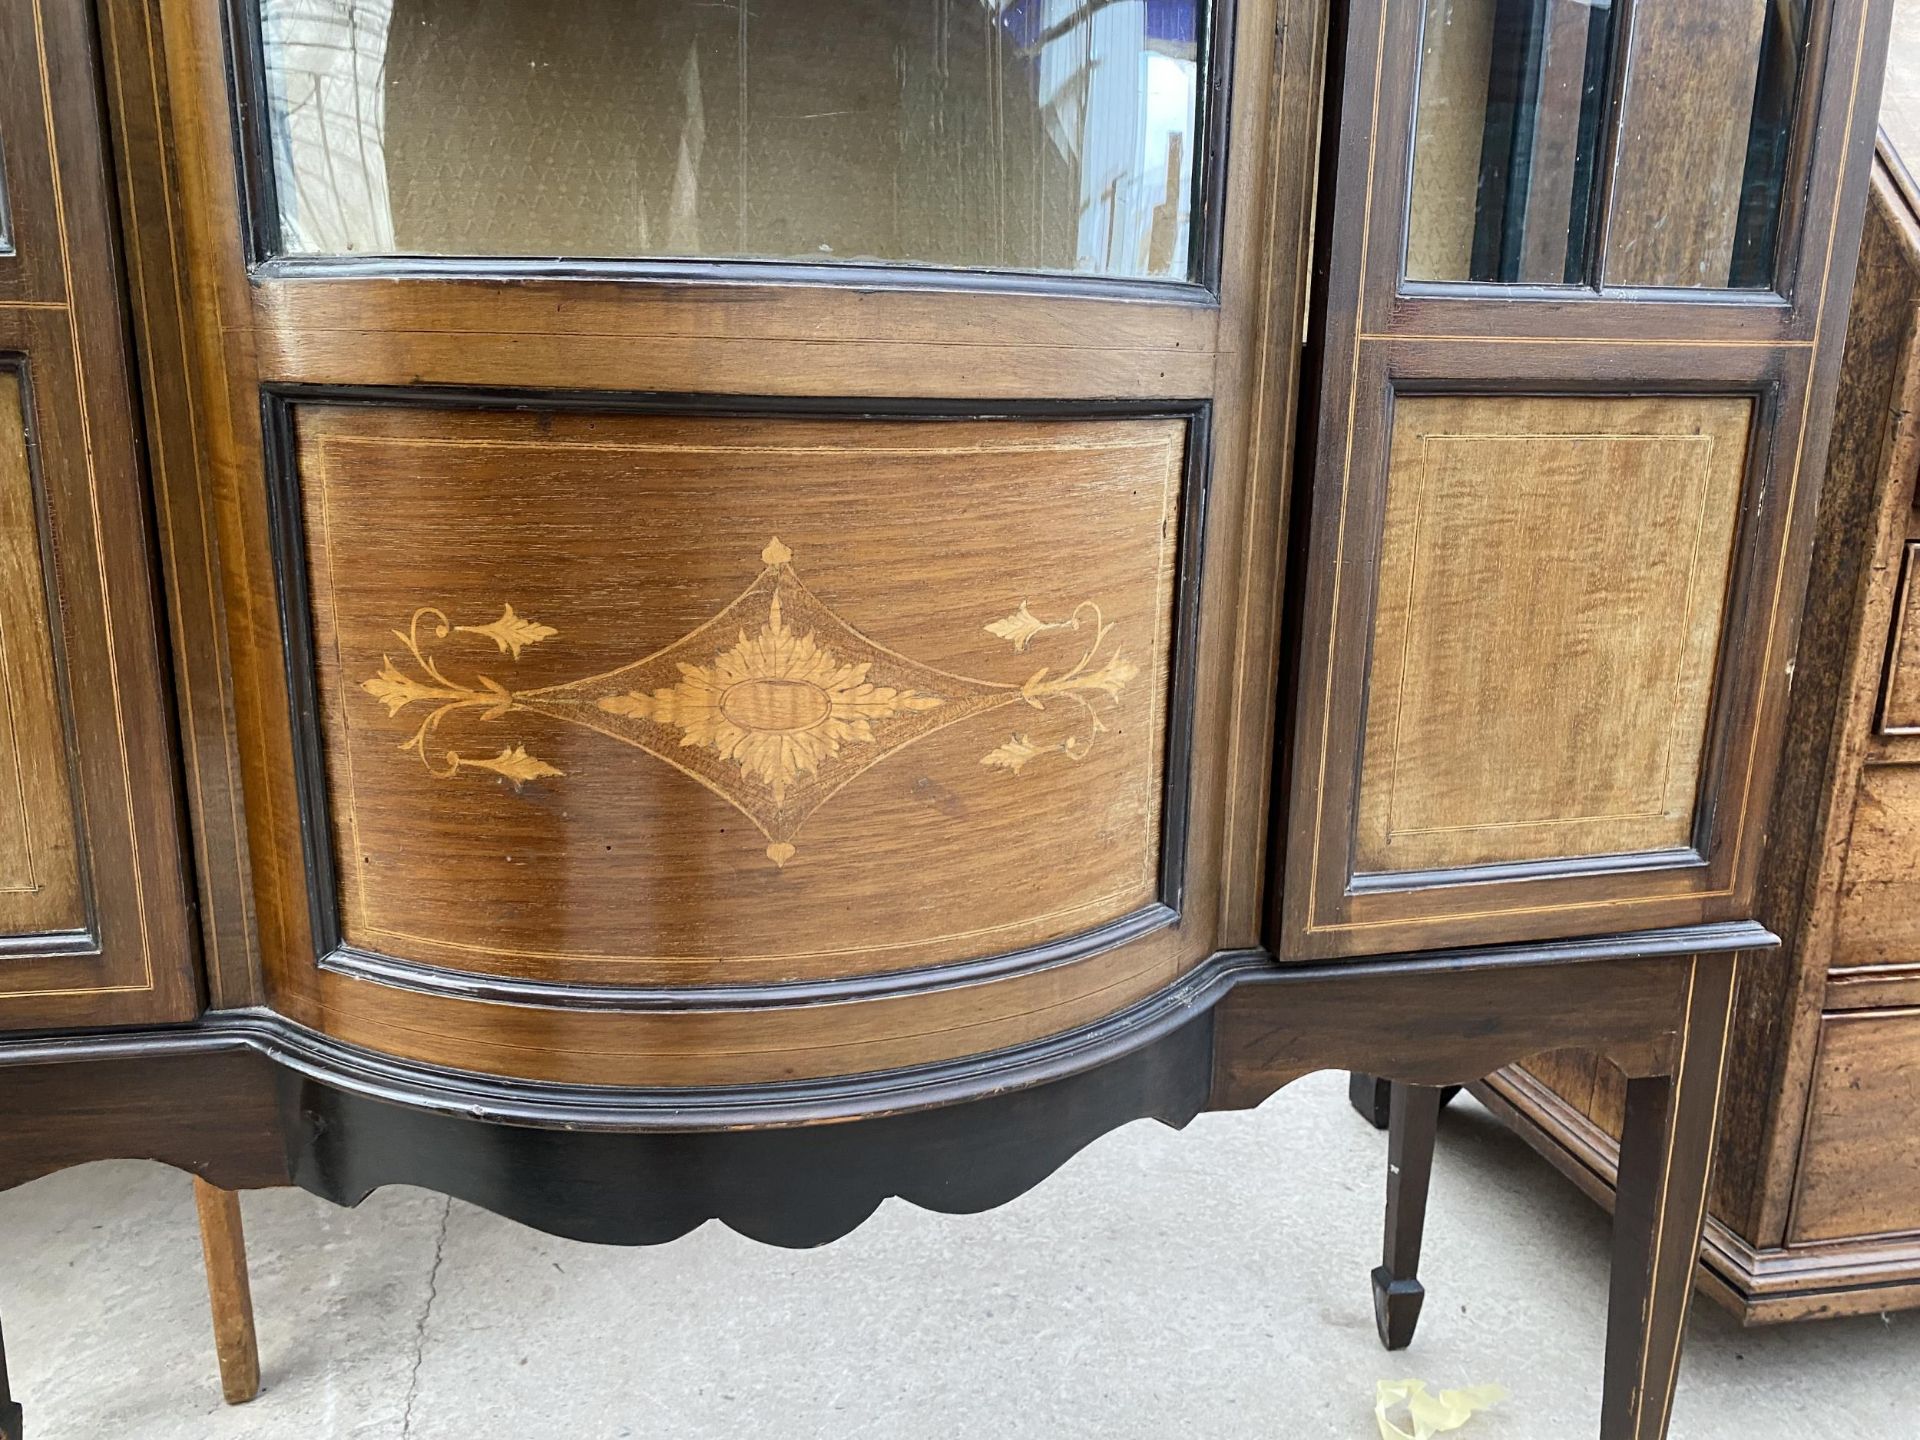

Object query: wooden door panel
[1832,765,1920,968]
[1278,0,1888,959]
[0,0,197,1027]
[1355,394,1748,877]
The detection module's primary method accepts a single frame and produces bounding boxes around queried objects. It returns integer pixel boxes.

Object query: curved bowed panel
[263,398,1215,1085]
[286,402,1192,987]
[104,0,1330,1098]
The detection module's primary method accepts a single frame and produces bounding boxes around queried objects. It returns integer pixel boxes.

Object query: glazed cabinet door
[1278,0,1894,959]
[149,0,1321,1083]
[0,0,198,1026]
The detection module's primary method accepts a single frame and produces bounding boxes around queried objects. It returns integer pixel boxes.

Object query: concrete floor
[0,1073,1913,1438]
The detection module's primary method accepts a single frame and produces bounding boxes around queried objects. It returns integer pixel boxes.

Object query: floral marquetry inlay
[362,539,1141,867]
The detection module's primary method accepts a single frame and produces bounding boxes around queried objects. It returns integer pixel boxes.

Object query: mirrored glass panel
[256,0,1207,280]
[1604,0,1807,289]
[1405,0,1617,286]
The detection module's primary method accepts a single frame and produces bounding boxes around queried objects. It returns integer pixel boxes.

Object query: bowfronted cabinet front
[149,0,1326,1085]
[1277,0,1892,959]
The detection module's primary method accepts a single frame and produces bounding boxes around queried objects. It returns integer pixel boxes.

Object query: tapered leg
[1371,1081,1444,1351]
[0,1312,21,1440]
[1351,1073,1463,1131]
[1349,1072,1393,1129]
[1600,956,1737,1440]
[193,1179,261,1406]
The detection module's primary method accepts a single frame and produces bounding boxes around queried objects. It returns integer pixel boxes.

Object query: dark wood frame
[95,0,261,1010]
[1276,0,1890,961]
[0,0,198,1030]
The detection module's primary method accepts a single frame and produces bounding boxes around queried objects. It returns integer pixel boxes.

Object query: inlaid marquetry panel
[0,373,83,937]
[1354,394,1750,876]
[294,405,1184,986]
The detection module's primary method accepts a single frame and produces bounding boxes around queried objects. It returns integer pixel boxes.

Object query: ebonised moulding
[0,927,1763,1239]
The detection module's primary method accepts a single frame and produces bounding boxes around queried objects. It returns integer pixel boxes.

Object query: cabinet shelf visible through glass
[255,0,1208,281]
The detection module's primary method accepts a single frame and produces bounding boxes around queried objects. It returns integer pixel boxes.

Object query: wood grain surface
[131,0,1327,1083]
[1278,0,1887,963]
[252,277,1221,402]
[1480,1062,1920,1325]
[95,0,262,1008]
[298,406,1182,984]
[191,1179,259,1406]
[0,372,83,936]
[1356,394,1748,874]
[1832,764,1920,966]
[1477,129,1918,1321]
[1789,1009,1920,1242]
[1725,152,1918,1251]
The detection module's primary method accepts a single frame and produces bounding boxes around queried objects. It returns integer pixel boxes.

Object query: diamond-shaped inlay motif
[362,539,1139,867]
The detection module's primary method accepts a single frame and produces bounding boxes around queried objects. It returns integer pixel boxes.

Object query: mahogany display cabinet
[0,0,1894,1434]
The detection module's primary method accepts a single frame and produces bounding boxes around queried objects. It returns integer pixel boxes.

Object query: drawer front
[1791,1010,1920,1245]
[1883,543,1920,736]
[1834,766,1920,969]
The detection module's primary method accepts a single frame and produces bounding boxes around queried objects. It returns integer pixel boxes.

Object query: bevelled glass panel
[256,0,1207,280]
[1604,0,1808,289]
[1405,0,1618,285]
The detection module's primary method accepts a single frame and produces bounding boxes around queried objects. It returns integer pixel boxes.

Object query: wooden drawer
[1884,543,1920,735]
[1834,766,1920,968]
[1791,1010,1920,1244]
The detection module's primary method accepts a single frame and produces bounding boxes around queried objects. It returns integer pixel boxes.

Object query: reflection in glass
[1406,0,1617,285]
[257,0,1205,280]
[0,131,12,255]
[1605,0,1807,289]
